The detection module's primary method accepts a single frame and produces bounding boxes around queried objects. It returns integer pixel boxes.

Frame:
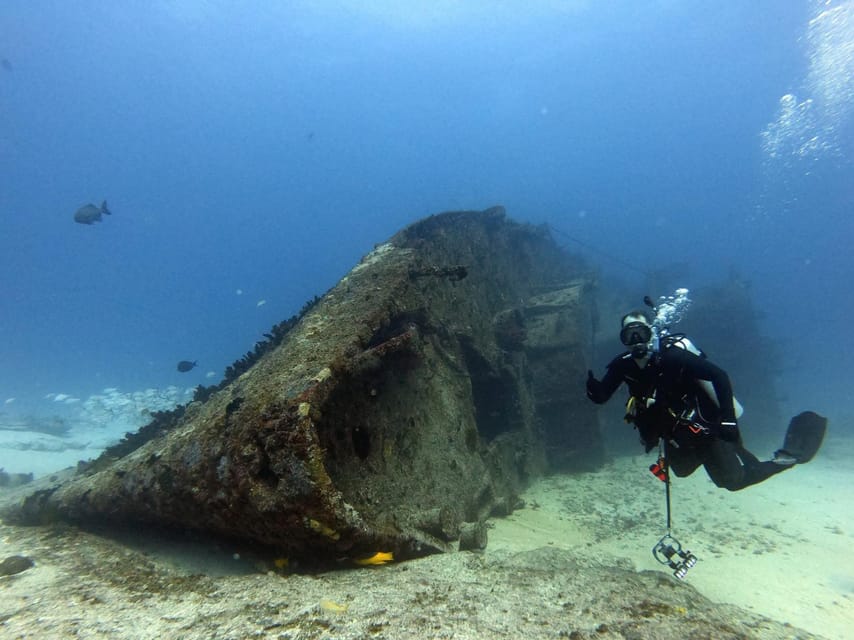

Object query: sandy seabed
[1,436,851,640]
[492,433,854,640]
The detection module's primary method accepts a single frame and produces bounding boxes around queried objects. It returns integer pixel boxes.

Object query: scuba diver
[586,303,827,491]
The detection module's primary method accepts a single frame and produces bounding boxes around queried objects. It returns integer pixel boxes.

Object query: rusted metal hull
[7,208,601,561]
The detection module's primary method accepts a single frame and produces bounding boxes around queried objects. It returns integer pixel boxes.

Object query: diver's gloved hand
[718,421,740,442]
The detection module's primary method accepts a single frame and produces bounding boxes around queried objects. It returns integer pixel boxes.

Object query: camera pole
[663,442,672,532]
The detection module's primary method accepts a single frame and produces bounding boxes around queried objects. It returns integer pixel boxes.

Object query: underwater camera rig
[652,534,698,580]
[649,440,699,580]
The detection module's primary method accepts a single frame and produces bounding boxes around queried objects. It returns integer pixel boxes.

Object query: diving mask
[620,321,652,347]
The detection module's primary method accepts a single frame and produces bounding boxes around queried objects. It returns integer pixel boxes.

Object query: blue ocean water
[0,2,851,449]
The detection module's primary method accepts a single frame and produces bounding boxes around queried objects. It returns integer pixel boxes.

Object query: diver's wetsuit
[587,345,787,491]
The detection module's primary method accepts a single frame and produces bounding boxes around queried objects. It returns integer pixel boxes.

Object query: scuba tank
[643,290,744,420]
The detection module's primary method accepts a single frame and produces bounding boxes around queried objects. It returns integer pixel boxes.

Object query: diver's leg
[702,440,791,491]
[735,445,794,489]
[701,441,746,490]
[666,443,702,478]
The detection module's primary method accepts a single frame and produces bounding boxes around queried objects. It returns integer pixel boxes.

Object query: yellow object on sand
[320,599,349,613]
[353,551,394,566]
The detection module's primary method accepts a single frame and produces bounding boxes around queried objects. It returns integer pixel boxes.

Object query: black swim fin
[781,411,827,463]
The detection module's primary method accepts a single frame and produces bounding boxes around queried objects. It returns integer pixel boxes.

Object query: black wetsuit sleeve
[670,349,737,424]
[587,355,629,404]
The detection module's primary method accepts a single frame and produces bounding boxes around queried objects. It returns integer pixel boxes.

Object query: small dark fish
[177,360,197,372]
[74,200,112,225]
[1,59,12,73]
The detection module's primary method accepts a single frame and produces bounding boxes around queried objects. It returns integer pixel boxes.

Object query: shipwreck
[5,208,602,562]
